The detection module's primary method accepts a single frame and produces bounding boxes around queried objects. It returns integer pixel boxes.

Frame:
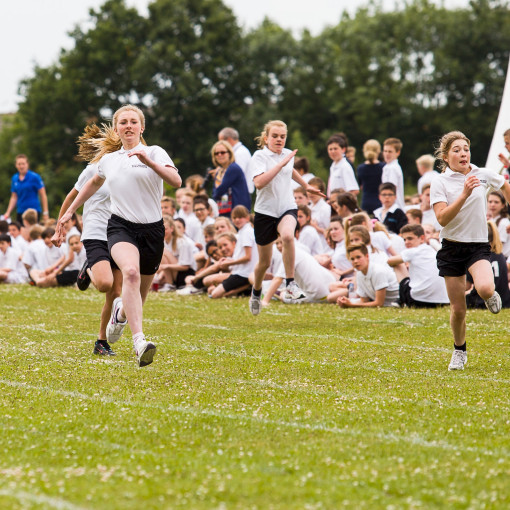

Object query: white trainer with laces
[485,291,502,314]
[448,349,467,371]
[284,281,306,301]
[134,337,157,367]
[249,291,262,315]
[106,297,128,344]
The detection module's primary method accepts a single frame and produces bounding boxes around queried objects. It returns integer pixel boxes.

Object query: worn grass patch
[1,285,509,509]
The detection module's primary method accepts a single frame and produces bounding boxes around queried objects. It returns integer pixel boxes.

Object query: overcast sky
[1,0,468,114]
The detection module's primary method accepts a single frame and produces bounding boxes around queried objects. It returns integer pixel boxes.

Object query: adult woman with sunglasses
[210,140,251,218]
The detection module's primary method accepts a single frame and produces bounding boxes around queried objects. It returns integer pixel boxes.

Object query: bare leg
[253,243,273,290]
[468,259,495,300]
[278,215,298,279]
[98,269,122,340]
[444,275,467,346]
[90,260,114,293]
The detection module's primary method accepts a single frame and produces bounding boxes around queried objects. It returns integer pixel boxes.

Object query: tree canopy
[1,0,509,214]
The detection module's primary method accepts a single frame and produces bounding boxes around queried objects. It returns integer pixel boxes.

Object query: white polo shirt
[233,142,254,194]
[97,143,175,224]
[382,160,405,209]
[232,222,258,278]
[328,157,359,195]
[298,225,323,256]
[356,262,400,306]
[430,166,505,242]
[75,163,111,242]
[400,243,449,303]
[165,236,197,271]
[417,170,439,194]
[250,147,297,218]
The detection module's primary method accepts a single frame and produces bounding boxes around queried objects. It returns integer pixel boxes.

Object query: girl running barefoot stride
[430,131,510,371]
[248,120,325,314]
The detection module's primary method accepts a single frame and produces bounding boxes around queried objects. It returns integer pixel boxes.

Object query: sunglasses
[214,151,228,156]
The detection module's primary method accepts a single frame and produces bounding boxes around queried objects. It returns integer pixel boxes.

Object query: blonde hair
[487,220,503,254]
[416,154,435,169]
[363,139,381,164]
[211,141,235,167]
[214,216,236,234]
[435,131,470,172]
[346,225,371,250]
[113,104,145,130]
[185,174,205,194]
[255,120,287,149]
[163,215,182,252]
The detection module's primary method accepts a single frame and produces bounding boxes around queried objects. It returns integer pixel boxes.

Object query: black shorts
[399,277,445,308]
[436,239,491,277]
[107,214,165,275]
[83,239,111,269]
[222,274,251,293]
[56,270,79,286]
[254,209,298,246]
[175,268,195,288]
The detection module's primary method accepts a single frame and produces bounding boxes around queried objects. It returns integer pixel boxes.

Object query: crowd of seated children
[296,205,323,256]
[0,234,29,284]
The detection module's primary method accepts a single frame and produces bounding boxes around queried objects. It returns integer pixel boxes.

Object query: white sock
[133,332,145,346]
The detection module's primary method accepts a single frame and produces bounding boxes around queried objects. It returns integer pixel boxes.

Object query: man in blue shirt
[2,155,49,223]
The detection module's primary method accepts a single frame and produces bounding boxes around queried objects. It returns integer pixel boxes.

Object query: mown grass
[1,285,509,509]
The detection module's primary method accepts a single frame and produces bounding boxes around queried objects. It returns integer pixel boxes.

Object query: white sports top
[97,143,174,224]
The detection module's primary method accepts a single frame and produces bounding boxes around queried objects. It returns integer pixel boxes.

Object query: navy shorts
[436,239,491,277]
[254,209,298,246]
[83,239,111,269]
[107,214,165,275]
[56,270,79,286]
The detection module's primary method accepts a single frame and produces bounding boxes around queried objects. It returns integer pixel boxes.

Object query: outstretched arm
[253,150,297,190]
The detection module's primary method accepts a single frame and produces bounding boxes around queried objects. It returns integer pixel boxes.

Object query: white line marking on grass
[0,489,87,510]
[1,378,508,458]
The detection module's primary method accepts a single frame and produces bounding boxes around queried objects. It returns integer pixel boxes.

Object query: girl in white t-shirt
[296,205,323,256]
[487,190,510,261]
[157,216,196,290]
[431,131,510,371]
[57,105,181,368]
[248,120,324,314]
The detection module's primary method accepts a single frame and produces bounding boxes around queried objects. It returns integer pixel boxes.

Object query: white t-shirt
[310,199,331,252]
[0,246,29,283]
[356,262,400,306]
[276,244,335,302]
[493,216,510,258]
[331,240,352,271]
[66,246,87,271]
[417,170,439,194]
[233,142,253,194]
[369,246,388,266]
[400,243,449,303]
[390,233,405,254]
[75,163,111,242]
[382,160,405,210]
[251,147,297,218]
[298,225,323,256]
[97,143,175,224]
[370,231,392,255]
[232,222,258,278]
[165,236,197,271]
[422,208,442,231]
[22,239,47,270]
[430,166,505,242]
[328,157,359,195]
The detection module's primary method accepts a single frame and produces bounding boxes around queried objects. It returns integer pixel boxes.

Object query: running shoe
[93,340,116,356]
[134,337,157,367]
[284,281,306,301]
[448,349,467,371]
[106,297,127,344]
[159,283,176,293]
[76,260,91,291]
[177,285,204,296]
[249,291,262,315]
[485,291,502,314]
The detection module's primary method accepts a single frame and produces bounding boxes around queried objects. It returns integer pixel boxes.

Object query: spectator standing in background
[416,154,439,194]
[218,127,253,193]
[356,139,384,215]
[326,133,359,197]
[2,155,49,223]
[382,138,405,210]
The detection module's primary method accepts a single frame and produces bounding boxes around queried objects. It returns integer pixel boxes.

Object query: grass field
[1,285,510,509]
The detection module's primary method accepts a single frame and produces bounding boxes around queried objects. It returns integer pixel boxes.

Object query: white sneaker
[284,281,306,301]
[159,283,176,293]
[176,286,194,296]
[134,337,157,367]
[106,297,127,344]
[448,349,467,371]
[485,291,502,314]
[249,291,262,315]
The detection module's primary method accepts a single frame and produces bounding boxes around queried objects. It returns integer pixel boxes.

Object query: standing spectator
[326,133,359,197]
[210,140,251,217]
[2,155,49,223]
[356,139,384,215]
[218,127,253,193]
[382,138,405,210]
[416,154,439,194]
